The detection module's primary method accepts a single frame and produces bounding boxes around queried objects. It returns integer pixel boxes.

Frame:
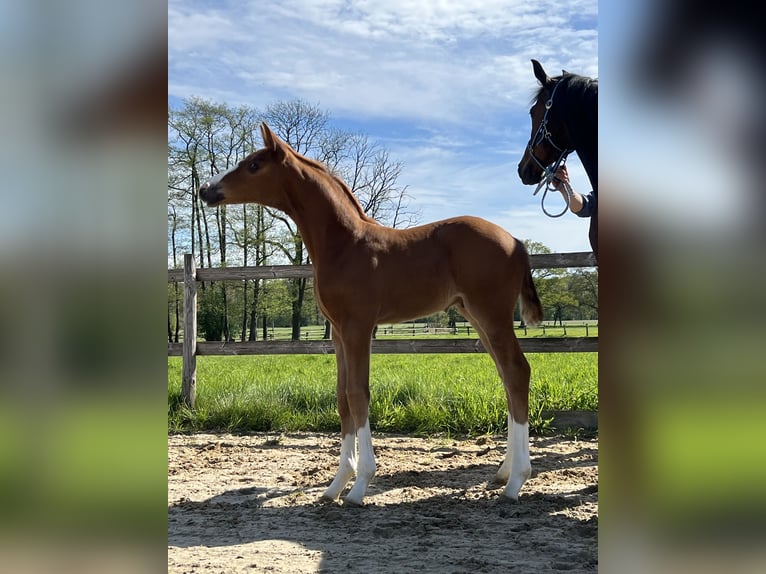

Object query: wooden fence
[169,251,597,407]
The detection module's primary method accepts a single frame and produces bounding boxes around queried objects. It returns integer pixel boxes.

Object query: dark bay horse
[518,59,598,262]
[200,123,543,505]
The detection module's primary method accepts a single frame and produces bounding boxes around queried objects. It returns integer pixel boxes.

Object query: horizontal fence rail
[168,337,598,356]
[167,251,596,283]
[169,252,597,407]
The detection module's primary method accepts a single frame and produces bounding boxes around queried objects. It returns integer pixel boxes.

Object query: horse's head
[199,123,291,210]
[517,59,575,185]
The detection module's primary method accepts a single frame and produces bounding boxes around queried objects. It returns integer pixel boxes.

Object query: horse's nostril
[199,182,224,206]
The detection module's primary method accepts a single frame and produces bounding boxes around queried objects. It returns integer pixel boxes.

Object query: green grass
[169,353,597,436]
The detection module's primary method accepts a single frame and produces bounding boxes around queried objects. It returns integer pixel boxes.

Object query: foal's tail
[518,247,543,326]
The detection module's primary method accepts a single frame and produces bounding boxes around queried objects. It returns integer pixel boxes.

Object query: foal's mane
[290,151,378,224]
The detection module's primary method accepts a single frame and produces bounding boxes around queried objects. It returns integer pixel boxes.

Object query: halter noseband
[526,79,574,218]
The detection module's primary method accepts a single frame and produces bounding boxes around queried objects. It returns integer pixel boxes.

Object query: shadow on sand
[169,442,597,573]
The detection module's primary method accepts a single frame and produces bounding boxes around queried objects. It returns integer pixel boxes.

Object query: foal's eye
[248,161,259,173]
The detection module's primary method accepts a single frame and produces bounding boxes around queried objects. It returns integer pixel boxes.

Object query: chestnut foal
[200,123,543,505]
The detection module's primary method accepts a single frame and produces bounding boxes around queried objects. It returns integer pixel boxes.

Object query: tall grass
[169,353,597,436]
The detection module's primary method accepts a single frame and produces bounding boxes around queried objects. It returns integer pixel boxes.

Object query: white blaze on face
[207,164,237,187]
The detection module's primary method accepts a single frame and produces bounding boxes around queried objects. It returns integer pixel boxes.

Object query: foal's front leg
[322,331,357,502]
[338,326,376,506]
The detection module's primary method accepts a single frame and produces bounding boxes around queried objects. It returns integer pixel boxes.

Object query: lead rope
[532,155,571,218]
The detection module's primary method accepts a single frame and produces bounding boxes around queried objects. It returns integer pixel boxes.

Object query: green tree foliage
[523,239,598,322]
[198,288,226,341]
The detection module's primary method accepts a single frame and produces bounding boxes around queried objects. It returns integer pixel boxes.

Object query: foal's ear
[261,123,278,151]
[531,59,552,86]
[260,123,288,160]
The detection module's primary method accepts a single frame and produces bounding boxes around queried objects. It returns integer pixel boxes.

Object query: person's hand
[551,165,570,190]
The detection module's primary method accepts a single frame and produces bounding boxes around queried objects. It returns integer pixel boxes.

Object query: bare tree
[261,100,329,154]
[169,97,414,340]
[168,206,181,343]
[339,133,420,228]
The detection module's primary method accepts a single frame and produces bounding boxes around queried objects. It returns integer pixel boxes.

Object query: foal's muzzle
[199,181,225,207]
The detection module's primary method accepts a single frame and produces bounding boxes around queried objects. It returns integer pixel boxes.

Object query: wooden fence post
[182,254,197,408]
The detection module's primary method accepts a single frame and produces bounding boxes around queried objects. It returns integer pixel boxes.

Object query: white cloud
[494,207,593,253]
[169,0,597,122]
[387,133,595,253]
[168,0,598,254]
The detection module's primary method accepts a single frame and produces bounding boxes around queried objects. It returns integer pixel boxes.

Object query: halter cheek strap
[526,80,573,218]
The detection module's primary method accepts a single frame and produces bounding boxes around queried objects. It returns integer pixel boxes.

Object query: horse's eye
[248,161,259,173]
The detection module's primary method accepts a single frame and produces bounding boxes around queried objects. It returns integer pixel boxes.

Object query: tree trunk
[249,279,260,340]
[221,283,231,341]
[240,206,248,341]
[174,284,180,342]
[290,276,306,341]
[289,234,306,341]
[248,306,257,340]
[170,211,181,343]
[203,207,212,269]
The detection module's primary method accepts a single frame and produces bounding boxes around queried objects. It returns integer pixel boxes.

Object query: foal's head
[517,59,577,185]
[199,123,292,210]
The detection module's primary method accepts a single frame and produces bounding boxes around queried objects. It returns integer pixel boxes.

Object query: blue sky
[168,0,598,253]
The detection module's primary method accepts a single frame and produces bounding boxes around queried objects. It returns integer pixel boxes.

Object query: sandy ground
[168,432,598,573]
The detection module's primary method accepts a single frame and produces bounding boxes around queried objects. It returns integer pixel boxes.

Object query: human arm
[552,165,592,217]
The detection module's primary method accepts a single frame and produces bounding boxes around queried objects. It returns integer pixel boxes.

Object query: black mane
[533,72,597,107]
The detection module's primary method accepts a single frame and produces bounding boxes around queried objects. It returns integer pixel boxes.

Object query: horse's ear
[562,69,569,75]
[261,123,288,160]
[261,123,277,151]
[531,59,551,86]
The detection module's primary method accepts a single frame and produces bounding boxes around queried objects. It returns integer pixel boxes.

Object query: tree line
[167,98,597,342]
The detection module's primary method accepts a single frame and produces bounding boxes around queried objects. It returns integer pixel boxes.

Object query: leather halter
[526,80,574,217]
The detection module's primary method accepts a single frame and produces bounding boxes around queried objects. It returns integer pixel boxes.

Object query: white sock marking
[344,420,376,506]
[322,432,356,501]
[503,420,531,500]
[496,413,514,483]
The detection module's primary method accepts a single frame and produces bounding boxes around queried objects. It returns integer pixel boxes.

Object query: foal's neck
[282,164,374,265]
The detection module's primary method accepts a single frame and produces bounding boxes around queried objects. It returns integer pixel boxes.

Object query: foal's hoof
[341,495,364,507]
[498,492,520,504]
[319,493,339,505]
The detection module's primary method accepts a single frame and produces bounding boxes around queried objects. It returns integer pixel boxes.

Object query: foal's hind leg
[458,303,531,500]
[491,335,532,500]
